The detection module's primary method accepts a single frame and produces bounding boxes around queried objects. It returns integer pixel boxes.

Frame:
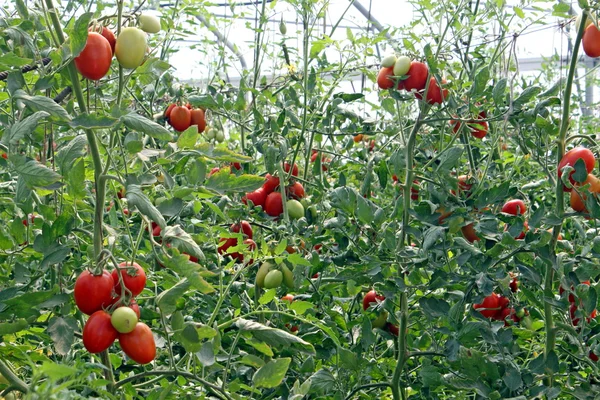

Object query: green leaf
[177,125,198,149]
[419,297,451,317]
[0,52,31,69]
[193,143,253,163]
[11,155,62,189]
[492,78,507,105]
[70,113,119,129]
[39,362,78,382]
[513,6,525,18]
[121,113,172,141]
[513,86,542,110]
[125,184,166,229]
[40,244,70,269]
[289,300,313,315]
[56,135,87,176]
[188,94,218,109]
[159,252,214,294]
[4,111,49,145]
[253,358,291,389]
[0,319,28,335]
[205,168,265,193]
[309,369,336,394]
[47,316,78,356]
[333,93,364,102]
[70,13,93,57]
[13,90,71,121]
[436,147,463,172]
[157,279,191,314]
[235,319,315,354]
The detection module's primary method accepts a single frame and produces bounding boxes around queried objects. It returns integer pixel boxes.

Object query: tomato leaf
[3,111,49,145]
[47,316,78,356]
[56,135,87,175]
[157,279,191,315]
[192,143,253,163]
[70,113,119,129]
[121,113,172,141]
[11,155,62,189]
[492,78,507,105]
[308,369,336,394]
[125,184,166,229]
[204,168,265,193]
[419,297,451,318]
[0,319,28,335]
[436,147,463,172]
[235,319,315,354]
[188,94,218,110]
[253,358,291,388]
[70,12,93,58]
[176,125,198,149]
[13,90,71,121]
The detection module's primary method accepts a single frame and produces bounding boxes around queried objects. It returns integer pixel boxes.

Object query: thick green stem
[543,11,587,385]
[391,292,408,400]
[0,359,27,394]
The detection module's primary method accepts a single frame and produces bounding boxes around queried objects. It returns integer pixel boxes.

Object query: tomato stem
[0,359,28,394]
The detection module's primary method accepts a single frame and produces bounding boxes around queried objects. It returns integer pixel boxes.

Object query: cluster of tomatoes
[362,290,399,336]
[217,221,257,263]
[74,262,156,364]
[74,14,160,81]
[560,281,599,361]
[473,290,524,326]
[310,149,330,171]
[164,103,207,133]
[241,162,306,219]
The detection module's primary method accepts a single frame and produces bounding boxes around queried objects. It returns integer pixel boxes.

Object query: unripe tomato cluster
[242,162,307,219]
[255,261,295,290]
[74,262,156,364]
[75,15,160,81]
[164,103,207,133]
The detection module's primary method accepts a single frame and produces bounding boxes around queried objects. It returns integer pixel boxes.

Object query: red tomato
[461,223,480,243]
[89,26,116,54]
[310,152,330,171]
[230,220,253,239]
[502,199,527,216]
[230,162,242,171]
[190,109,206,133]
[473,294,500,318]
[284,162,299,177]
[510,277,518,292]
[376,66,395,90]
[452,118,488,139]
[83,311,118,353]
[74,270,115,315]
[74,32,113,81]
[424,77,448,105]
[1,152,7,160]
[217,237,236,256]
[112,262,146,297]
[362,290,385,310]
[353,134,364,143]
[242,188,267,207]
[230,238,257,263]
[264,192,284,217]
[151,222,162,237]
[410,180,419,200]
[402,62,429,92]
[583,24,600,57]
[117,187,125,199]
[168,106,192,132]
[262,174,280,194]
[164,104,176,119]
[558,147,596,191]
[22,213,37,226]
[207,167,221,177]
[281,294,294,302]
[386,322,399,336]
[590,351,599,362]
[118,322,156,364]
[287,182,306,199]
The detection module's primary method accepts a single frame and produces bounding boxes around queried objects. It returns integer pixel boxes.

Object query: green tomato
[372,311,388,329]
[139,14,161,33]
[286,199,304,219]
[215,130,225,143]
[299,197,311,209]
[263,269,283,289]
[256,262,274,288]
[205,127,216,140]
[381,54,397,68]
[281,264,294,288]
[111,306,139,334]
[115,27,147,69]
[393,55,411,76]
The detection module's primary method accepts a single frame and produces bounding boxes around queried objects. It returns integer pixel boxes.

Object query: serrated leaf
[56,135,87,175]
[13,90,70,121]
[436,147,463,172]
[157,279,191,314]
[253,358,291,389]
[193,143,253,162]
[309,369,336,394]
[513,86,542,109]
[188,94,218,109]
[70,113,119,129]
[235,319,315,354]
[47,316,77,355]
[121,113,172,141]
[125,184,166,229]
[11,155,62,189]
[289,301,314,315]
[177,125,198,149]
[39,362,78,381]
[70,13,93,57]
[423,226,445,250]
[205,169,265,193]
[4,111,49,145]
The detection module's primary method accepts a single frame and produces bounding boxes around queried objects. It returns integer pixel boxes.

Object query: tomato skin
[386,322,399,336]
[402,62,429,92]
[164,103,176,119]
[74,32,113,81]
[452,118,488,139]
[230,221,253,239]
[510,277,518,292]
[590,351,599,362]
[424,77,448,104]
[558,147,595,191]
[262,174,280,194]
[376,66,395,90]
[112,262,146,297]
[363,290,385,311]
[570,174,600,212]
[190,109,206,133]
[230,238,257,263]
[168,106,192,132]
[281,294,294,302]
[473,294,500,318]
[83,310,118,353]
[502,199,527,216]
[74,270,115,315]
[583,24,600,57]
[89,26,116,54]
[461,223,480,243]
[242,188,267,207]
[218,237,236,256]
[115,27,148,69]
[287,182,305,199]
[284,162,299,177]
[353,134,363,143]
[118,322,156,364]
[265,192,284,217]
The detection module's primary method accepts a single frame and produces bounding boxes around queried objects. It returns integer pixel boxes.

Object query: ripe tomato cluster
[75,17,160,81]
[242,162,307,219]
[362,290,399,336]
[164,103,207,133]
[74,262,156,364]
[473,293,523,326]
[218,220,257,263]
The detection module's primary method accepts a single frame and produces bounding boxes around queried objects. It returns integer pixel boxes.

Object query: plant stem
[390,292,408,400]
[0,359,27,394]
